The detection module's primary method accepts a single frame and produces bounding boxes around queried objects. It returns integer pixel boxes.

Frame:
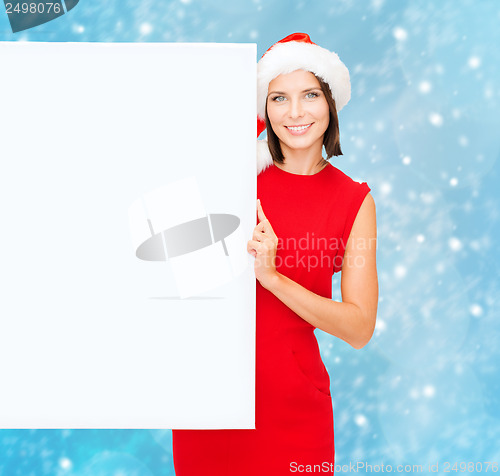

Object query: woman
[172,32,378,475]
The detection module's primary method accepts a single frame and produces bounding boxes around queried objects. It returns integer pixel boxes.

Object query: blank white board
[0,41,256,429]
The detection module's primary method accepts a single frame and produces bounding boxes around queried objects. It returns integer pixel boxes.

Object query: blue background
[1,0,499,474]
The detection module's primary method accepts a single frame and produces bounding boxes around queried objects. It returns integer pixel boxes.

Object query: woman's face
[266,69,330,157]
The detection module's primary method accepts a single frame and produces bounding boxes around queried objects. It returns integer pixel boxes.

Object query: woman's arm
[248,195,378,350]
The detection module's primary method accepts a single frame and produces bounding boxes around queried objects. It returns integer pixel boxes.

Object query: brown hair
[264,74,343,166]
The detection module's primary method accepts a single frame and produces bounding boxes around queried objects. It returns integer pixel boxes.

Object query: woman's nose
[288,99,304,118]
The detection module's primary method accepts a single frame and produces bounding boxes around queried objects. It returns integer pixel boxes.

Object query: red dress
[172,163,371,475]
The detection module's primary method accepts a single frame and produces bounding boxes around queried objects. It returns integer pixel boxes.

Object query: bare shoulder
[360,192,376,213]
[352,192,376,235]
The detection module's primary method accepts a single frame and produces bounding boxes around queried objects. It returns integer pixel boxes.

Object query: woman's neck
[275,144,327,175]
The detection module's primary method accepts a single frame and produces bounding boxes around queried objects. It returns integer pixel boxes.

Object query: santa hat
[257,32,351,175]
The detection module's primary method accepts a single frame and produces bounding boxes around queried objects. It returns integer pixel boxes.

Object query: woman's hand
[247,199,279,289]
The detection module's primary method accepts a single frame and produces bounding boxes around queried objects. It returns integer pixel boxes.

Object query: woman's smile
[285,123,313,135]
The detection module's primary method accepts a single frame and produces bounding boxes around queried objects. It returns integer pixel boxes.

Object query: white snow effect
[59,457,72,469]
[393,27,408,41]
[139,22,153,35]
[394,265,407,278]
[448,237,463,251]
[428,112,443,127]
[419,80,432,93]
[380,182,392,195]
[420,192,435,204]
[423,385,436,398]
[468,56,481,69]
[470,304,483,317]
[72,24,85,34]
[370,0,385,12]
[355,414,368,426]
[375,318,386,333]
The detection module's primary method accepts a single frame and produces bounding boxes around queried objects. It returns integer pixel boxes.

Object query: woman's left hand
[247,199,279,289]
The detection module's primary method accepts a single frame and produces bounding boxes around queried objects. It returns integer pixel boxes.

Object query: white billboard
[0,41,256,429]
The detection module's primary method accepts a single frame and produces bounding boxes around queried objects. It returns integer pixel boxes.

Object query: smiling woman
[172,32,378,476]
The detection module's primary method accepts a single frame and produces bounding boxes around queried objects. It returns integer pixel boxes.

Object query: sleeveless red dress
[172,163,371,475]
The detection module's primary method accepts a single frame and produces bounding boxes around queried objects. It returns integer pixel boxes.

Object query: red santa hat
[257,32,351,174]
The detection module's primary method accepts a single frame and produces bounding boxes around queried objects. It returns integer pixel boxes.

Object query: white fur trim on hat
[257,138,273,175]
[257,40,351,122]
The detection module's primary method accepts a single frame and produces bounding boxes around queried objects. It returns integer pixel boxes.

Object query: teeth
[287,124,311,131]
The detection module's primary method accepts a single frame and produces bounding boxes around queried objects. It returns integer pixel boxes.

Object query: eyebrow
[267,87,321,97]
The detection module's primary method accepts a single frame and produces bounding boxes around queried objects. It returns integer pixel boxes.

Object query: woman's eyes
[271,92,320,102]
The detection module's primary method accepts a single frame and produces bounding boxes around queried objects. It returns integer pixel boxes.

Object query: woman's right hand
[247,199,280,289]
